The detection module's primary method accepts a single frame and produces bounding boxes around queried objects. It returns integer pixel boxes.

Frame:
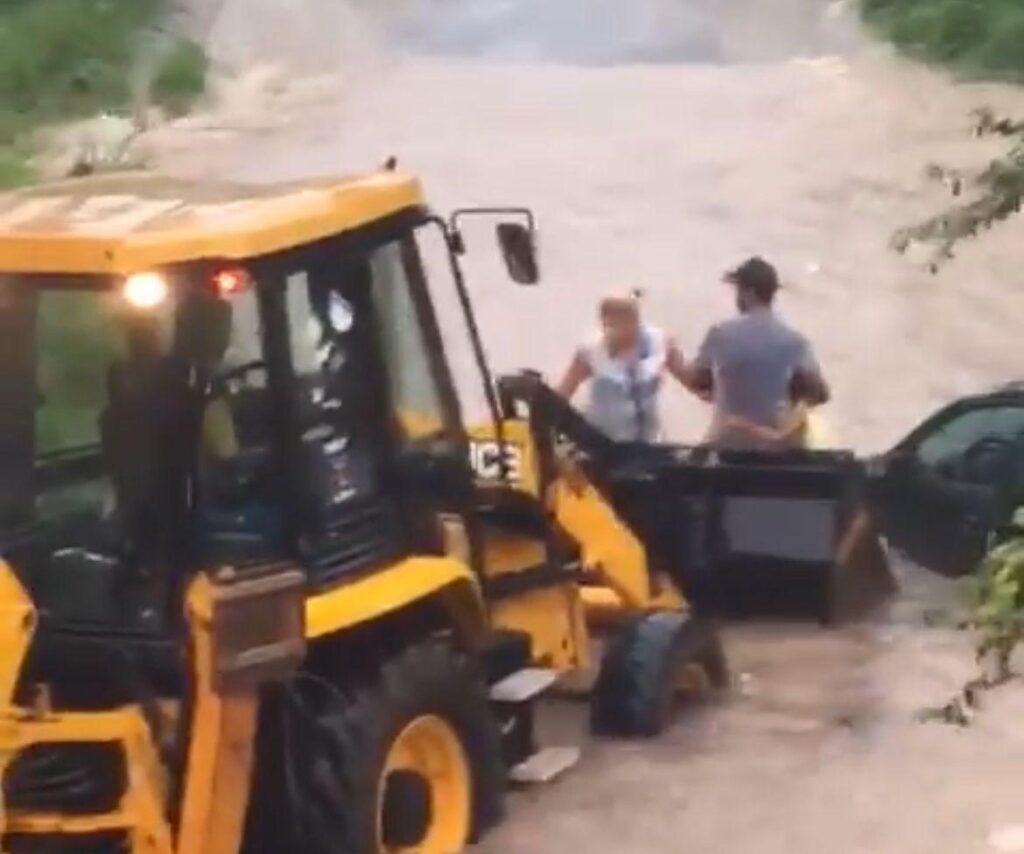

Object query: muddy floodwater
[155,0,1024,850]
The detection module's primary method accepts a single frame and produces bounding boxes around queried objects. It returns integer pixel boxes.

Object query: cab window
[282,262,384,508]
[276,240,457,572]
[36,287,177,531]
[0,278,187,631]
[211,287,272,458]
[38,291,145,455]
[193,287,281,561]
[370,241,448,441]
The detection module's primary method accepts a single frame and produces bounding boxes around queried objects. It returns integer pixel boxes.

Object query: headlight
[121,272,168,309]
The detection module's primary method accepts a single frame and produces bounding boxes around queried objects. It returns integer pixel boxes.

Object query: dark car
[870,382,1024,577]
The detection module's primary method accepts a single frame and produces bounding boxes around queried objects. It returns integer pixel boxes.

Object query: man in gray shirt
[683,257,829,450]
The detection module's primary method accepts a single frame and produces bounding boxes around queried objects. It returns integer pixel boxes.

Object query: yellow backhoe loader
[0,169,743,854]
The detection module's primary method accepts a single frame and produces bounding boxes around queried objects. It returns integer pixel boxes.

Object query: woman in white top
[557,292,689,443]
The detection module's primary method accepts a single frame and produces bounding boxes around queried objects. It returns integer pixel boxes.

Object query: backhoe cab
[0,171,724,854]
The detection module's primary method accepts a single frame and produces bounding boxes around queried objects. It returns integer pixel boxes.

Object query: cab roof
[0,171,425,276]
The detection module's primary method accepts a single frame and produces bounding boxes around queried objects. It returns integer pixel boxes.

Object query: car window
[916,405,1024,468]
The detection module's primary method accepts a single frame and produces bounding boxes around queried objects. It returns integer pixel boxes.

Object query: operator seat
[191,296,288,561]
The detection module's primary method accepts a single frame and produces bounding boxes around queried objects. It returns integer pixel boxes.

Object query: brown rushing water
[162,0,1024,453]
[155,1,1024,850]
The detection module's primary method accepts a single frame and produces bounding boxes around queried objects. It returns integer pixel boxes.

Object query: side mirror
[866,448,918,490]
[887,447,919,472]
[496,222,540,285]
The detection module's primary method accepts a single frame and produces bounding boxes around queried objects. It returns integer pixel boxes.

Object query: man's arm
[670,328,715,400]
[665,337,687,383]
[557,349,592,399]
[792,370,830,406]
[790,338,830,406]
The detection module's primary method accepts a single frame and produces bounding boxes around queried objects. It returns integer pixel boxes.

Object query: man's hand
[724,404,810,444]
[666,339,713,400]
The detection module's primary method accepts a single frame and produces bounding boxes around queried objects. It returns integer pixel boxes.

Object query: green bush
[152,38,208,117]
[0,0,159,121]
[0,0,208,185]
[964,514,1024,682]
[0,146,34,189]
[862,0,1024,78]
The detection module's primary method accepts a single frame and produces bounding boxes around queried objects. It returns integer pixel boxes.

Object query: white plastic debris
[76,114,138,165]
[58,113,148,177]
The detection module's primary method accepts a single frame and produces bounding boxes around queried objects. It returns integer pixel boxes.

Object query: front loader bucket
[491,372,894,624]
[605,448,896,624]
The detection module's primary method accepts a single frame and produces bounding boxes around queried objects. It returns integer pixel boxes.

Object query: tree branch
[895,109,1024,270]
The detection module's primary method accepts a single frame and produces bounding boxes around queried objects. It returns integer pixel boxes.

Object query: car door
[873,390,1024,576]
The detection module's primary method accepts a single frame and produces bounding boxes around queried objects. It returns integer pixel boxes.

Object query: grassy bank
[862,0,1024,78]
[0,0,207,188]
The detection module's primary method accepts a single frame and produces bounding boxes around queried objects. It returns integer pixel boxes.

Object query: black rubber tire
[293,638,506,854]
[590,611,728,738]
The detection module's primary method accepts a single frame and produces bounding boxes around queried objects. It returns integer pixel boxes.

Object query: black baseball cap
[724,256,780,300]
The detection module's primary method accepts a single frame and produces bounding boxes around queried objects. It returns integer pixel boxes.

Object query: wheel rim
[677,661,711,696]
[378,714,471,854]
[663,656,711,726]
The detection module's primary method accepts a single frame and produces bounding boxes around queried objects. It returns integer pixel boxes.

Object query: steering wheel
[215,360,266,387]
[959,435,1013,484]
